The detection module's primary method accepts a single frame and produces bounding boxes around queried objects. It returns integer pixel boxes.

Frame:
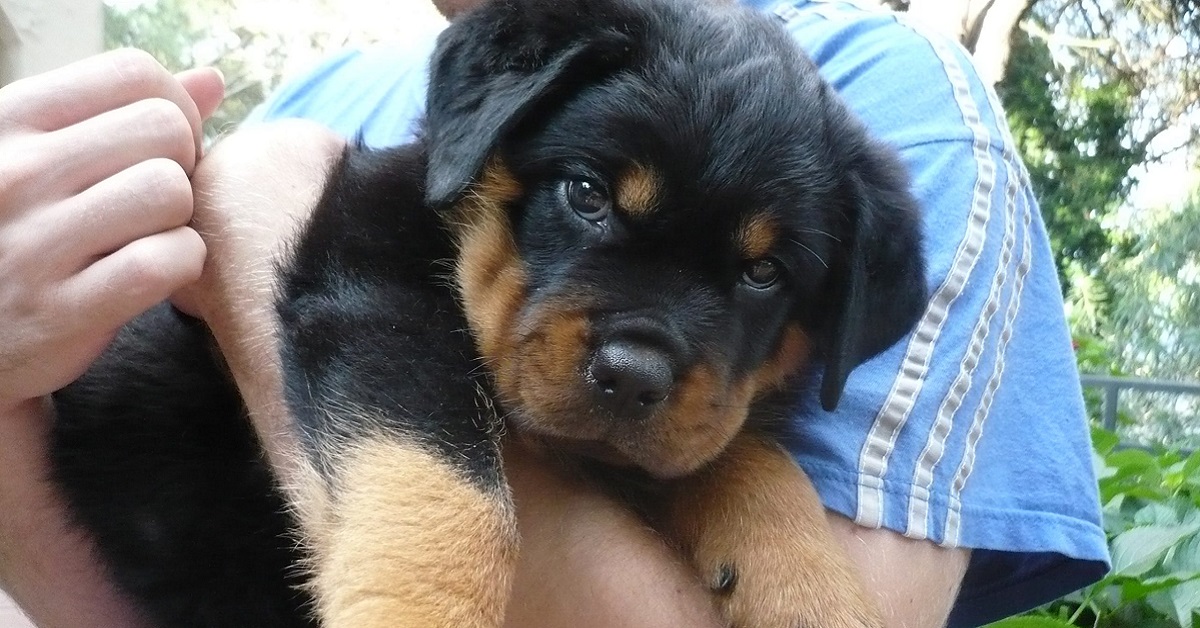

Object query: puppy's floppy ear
[819,108,927,411]
[424,0,635,207]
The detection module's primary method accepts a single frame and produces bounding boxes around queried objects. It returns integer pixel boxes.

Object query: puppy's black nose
[588,341,675,420]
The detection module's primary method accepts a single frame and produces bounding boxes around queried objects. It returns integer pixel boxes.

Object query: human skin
[433,0,973,624]
[0,49,223,628]
[173,121,732,628]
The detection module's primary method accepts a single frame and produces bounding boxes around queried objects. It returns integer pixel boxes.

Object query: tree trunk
[865,0,1033,85]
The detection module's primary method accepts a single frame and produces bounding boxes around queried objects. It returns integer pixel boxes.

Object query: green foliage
[104,0,304,140]
[1107,196,1200,383]
[999,31,1138,287]
[1000,0,1200,449]
[1006,429,1200,627]
[1000,0,1200,299]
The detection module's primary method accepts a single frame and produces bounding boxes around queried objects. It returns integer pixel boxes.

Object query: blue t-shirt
[250,1,1111,625]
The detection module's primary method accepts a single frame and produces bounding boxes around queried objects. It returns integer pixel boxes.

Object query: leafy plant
[989,427,1200,628]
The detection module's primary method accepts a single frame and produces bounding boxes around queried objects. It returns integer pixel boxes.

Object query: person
[0,1,1110,627]
[0,51,222,628]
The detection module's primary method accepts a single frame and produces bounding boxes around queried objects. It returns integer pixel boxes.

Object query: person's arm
[0,50,224,627]
[829,514,969,627]
[0,399,148,628]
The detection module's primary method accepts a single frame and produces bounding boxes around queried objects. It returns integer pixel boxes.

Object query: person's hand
[0,49,223,409]
[0,50,223,628]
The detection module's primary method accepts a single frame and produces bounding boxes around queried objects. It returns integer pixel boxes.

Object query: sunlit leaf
[1112,523,1200,576]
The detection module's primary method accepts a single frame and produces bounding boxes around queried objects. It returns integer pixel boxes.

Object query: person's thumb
[176,67,225,123]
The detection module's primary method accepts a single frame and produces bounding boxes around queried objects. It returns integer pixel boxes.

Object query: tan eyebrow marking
[615,164,661,216]
[736,213,778,260]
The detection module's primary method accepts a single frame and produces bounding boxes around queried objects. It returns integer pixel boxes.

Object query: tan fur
[452,160,527,366]
[648,364,749,477]
[483,297,815,477]
[297,436,518,628]
[615,164,661,216]
[744,323,811,396]
[659,435,883,628]
[736,213,778,260]
[647,324,811,476]
[504,308,603,438]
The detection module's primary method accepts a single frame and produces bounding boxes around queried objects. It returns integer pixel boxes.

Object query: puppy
[51,0,926,626]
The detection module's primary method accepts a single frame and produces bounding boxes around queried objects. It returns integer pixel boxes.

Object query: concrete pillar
[0,0,103,85]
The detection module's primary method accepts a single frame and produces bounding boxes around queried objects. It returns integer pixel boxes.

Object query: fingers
[16,99,197,209]
[44,159,194,267]
[176,67,226,125]
[0,50,220,405]
[0,49,207,155]
[64,226,206,334]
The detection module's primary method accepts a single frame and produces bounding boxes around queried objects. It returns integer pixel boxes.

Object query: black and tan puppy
[51,0,926,626]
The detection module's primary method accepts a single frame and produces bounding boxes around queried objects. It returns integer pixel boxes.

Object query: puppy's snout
[588,340,675,420]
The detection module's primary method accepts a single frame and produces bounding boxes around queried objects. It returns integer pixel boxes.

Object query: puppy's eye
[741,258,782,290]
[565,178,611,221]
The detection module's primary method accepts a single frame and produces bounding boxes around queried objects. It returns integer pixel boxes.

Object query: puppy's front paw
[693,534,881,628]
[658,436,882,628]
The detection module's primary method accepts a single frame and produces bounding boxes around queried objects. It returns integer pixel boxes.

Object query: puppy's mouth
[535,435,640,469]
[492,306,753,478]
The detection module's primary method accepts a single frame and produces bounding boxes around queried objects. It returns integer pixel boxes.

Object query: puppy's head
[426,0,926,477]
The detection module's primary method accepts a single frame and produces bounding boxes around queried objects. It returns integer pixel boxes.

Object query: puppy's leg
[185,126,518,626]
[275,278,519,628]
[297,431,516,628]
[658,434,882,628]
[277,313,519,627]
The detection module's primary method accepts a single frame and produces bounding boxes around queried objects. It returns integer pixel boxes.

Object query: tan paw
[657,436,882,628]
[695,540,882,628]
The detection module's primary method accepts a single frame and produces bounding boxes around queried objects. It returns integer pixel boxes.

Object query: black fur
[52,307,316,627]
[50,0,927,625]
[274,144,503,487]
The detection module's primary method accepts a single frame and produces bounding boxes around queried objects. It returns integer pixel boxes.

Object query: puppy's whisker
[788,237,830,269]
[794,227,841,243]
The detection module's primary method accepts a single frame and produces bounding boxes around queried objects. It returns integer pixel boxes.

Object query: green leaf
[1112,523,1200,576]
[1136,501,1184,526]
[1169,579,1200,628]
[1108,448,1159,473]
[1184,450,1200,477]
[982,616,1080,628]
[1169,533,1200,574]
[1092,426,1121,455]
[1094,450,1117,480]
[1122,573,1200,602]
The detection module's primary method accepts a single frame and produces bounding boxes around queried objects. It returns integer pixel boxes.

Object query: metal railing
[1079,374,1200,437]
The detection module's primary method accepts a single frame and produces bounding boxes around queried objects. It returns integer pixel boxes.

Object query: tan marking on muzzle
[637,324,812,477]
[502,307,600,438]
[451,160,527,368]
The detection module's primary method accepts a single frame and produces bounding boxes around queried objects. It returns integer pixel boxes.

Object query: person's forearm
[177,120,347,523]
[502,440,725,628]
[0,399,149,628]
[827,512,969,628]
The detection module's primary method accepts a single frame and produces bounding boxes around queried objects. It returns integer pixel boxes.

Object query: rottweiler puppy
[50,0,926,626]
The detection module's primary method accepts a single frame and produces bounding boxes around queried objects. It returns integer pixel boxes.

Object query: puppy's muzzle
[586,318,681,421]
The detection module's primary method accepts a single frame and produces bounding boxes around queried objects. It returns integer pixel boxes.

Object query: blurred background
[0,0,1198,625]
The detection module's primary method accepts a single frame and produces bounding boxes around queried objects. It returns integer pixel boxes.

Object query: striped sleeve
[772,2,1109,625]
